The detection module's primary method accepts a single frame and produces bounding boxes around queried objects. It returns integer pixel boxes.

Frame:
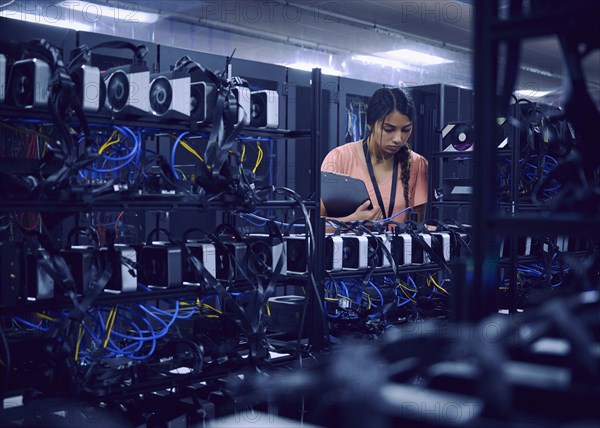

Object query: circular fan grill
[251,96,265,122]
[105,70,129,113]
[10,63,34,108]
[149,76,172,116]
[447,124,474,151]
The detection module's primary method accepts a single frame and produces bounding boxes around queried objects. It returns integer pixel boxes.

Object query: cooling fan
[149,75,172,116]
[247,234,286,276]
[149,71,191,120]
[102,63,150,117]
[250,90,279,128]
[9,58,51,109]
[284,235,308,274]
[104,69,129,113]
[190,78,216,123]
[341,234,368,270]
[442,122,474,152]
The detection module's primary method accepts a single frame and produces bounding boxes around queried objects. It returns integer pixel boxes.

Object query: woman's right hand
[349,200,381,222]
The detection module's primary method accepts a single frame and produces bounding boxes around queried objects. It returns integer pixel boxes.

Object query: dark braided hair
[366,87,416,211]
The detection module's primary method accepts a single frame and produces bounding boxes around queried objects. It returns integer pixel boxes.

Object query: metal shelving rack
[468,0,600,321]
[0,37,327,399]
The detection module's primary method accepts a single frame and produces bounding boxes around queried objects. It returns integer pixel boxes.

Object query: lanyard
[363,139,398,219]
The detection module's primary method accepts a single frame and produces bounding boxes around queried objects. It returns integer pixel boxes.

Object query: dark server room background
[1,1,599,427]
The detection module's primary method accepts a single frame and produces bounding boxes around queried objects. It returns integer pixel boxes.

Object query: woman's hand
[349,200,381,222]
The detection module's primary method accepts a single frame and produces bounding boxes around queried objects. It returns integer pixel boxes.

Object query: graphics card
[24,248,54,301]
[0,54,6,103]
[430,232,451,262]
[246,233,287,276]
[284,234,308,274]
[229,85,251,126]
[250,90,279,128]
[138,242,182,288]
[215,240,248,281]
[500,236,531,257]
[9,58,51,109]
[60,245,95,295]
[412,233,433,264]
[341,234,368,270]
[190,72,217,123]
[72,64,105,112]
[391,233,412,266]
[101,244,137,293]
[325,235,343,272]
[183,240,216,285]
[103,63,149,116]
[149,70,191,120]
[367,233,392,268]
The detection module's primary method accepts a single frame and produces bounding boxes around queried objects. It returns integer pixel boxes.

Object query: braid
[398,145,411,210]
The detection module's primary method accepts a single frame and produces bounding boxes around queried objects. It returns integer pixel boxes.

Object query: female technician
[320,87,428,223]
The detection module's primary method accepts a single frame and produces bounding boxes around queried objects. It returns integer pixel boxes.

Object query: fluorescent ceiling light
[286,63,343,76]
[514,89,552,98]
[352,55,417,71]
[375,49,452,65]
[0,10,94,31]
[57,1,160,24]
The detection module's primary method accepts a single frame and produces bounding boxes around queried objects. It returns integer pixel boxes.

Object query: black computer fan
[105,69,129,113]
[149,75,172,116]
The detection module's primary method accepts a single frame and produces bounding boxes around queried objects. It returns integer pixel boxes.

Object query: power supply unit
[267,295,305,334]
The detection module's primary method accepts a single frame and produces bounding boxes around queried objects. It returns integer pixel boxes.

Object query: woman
[321,87,428,223]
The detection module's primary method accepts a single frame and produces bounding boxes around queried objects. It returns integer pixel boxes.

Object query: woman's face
[370,110,413,157]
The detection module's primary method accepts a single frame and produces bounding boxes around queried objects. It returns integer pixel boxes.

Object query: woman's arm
[321,200,382,227]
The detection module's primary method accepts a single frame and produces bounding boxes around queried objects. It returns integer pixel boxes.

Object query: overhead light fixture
[352,55,417,71]
[375,49,452,65]
[286,63,343,76]
[0,9,94,31]
[57,1,160,24]
[514,89,552,98]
